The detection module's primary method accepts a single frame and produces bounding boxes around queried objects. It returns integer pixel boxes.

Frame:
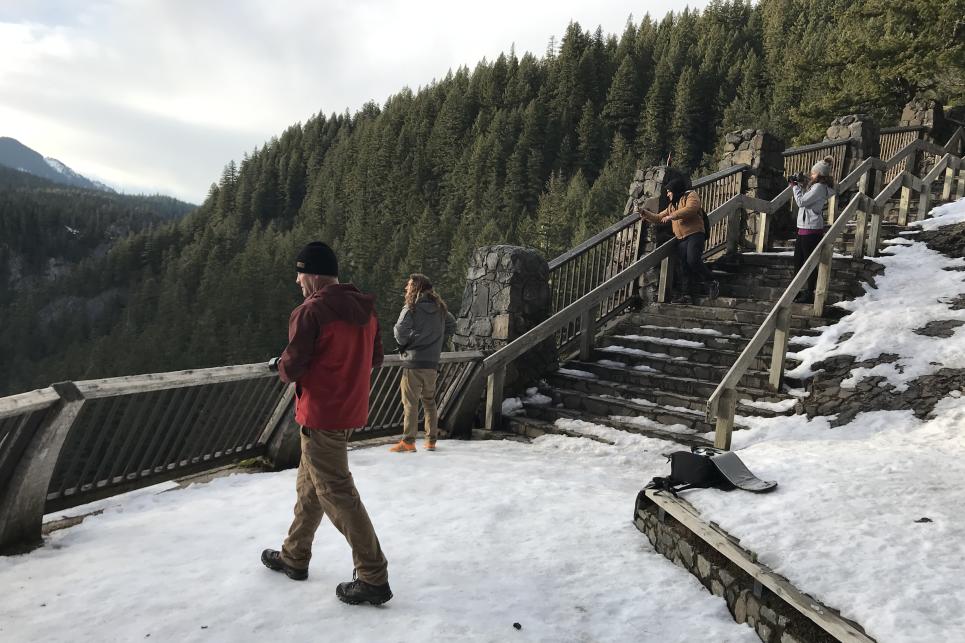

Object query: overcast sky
[0,0,709,203]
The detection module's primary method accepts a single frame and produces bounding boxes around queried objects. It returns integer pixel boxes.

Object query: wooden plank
[74,364,274,399]
[657,256,673,303]
[643,492,876,643]
[852,207,868,260]
[813,243,835,318]
[256,383,295,445]
[866,206,883,258]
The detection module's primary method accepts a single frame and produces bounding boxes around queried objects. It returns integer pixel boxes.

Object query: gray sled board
[711,452,777,493]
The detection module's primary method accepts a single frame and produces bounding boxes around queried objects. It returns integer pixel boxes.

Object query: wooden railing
[0,351,483,552]
[547,213,644,350]
[783,140,849,184]
[692,165,747,257]
[879,126,928,183]
[705,129,965,450]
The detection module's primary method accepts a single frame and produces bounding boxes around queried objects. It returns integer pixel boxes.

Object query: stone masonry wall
[719,129,787,243]
[825,114,880,177]
[452,245,556,391]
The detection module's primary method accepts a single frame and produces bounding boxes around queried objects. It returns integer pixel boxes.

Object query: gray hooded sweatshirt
[393,297,457,369]
[792,183,834,230]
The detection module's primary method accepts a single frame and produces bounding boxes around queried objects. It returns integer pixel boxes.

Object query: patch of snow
[628,397,657,407]
[595,359,627,368]
[685,393,965,643]
[557,368,596,379]
[600,345,686,361]
[0,439,757,643]
[738,398,797,413]
[786,206,965,392]
[614,334,705,348]
[609,414,697,435]
[633,365,659,374]
[638,325,723,337]
[501,397,523,415]
[910,197,965,231]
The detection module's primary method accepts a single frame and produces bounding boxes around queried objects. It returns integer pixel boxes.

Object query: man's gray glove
[267,357,280,372]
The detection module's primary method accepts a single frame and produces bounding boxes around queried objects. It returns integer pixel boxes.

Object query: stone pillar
[626,166,687,300]
[900,99,946,139]
[453,245,555,392]
[825,114,880,175]
[718,129,787,244]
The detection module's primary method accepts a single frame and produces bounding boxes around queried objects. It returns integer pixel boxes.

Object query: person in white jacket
[791,156,835,303]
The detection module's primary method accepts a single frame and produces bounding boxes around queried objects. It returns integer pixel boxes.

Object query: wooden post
[0,383,86,553]
[826,193,838,225]
[866,204,883,257]
[714,388,737,451]
[852,207,868,260]
[579,309,595,361]
[897,186,912,226]
[956,160,965,200]
[812,243,834,318]
[768,306,792,391]
[657,256,673,303]
[726,209,742,255]
[484,367,506,432]
[943,165,955,200]
[755,210,771,253]
[917,181,932,223]
[870,168,882,198]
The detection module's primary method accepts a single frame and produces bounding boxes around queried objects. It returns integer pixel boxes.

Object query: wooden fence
[0,351,483,552]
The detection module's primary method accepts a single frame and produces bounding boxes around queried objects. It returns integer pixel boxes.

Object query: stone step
[595,335,775,371]
[545,372,795,418]
[712,253,871,271]
[511,406,714,448]
[586,348,773,390]
[713,282,856,305]
[522,390,731,435]
[625,312,826,339]
[561,360,787,402]
[712,269,867,294]
[609,321,817,354]
[647,301,835,329]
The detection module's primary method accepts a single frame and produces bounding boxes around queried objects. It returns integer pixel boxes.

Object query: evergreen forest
[1,0,961,396]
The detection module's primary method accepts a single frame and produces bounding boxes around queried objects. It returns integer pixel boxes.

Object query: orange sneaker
[389,440,416,453]
[424,440,437,451]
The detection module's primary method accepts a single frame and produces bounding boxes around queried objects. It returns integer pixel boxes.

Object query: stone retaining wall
[635,501,852,643]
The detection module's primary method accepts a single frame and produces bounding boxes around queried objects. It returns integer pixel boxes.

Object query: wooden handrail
[0,387,60,420]
[880,125,929,135]
[691,164,748,189]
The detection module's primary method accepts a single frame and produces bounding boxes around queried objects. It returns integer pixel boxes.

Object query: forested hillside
[1,0,960,396]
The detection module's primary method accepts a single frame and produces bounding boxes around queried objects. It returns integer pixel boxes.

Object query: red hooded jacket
[277,283,384,430]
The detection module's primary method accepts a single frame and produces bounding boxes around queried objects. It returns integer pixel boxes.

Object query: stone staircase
[505,218,896,448]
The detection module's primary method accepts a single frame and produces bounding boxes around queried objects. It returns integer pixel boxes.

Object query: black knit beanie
[295,241,338,276]
[665,177,688,196]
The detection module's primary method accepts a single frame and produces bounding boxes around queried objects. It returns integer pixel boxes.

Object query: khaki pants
[280,428,388,585]
[400,368,439,443]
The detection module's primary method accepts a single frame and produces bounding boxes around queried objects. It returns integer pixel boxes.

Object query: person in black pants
[792,156,835,303]
[638,177,718,303]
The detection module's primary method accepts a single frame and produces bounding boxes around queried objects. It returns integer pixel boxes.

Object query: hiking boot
[706,280,720,300]
[424,439,437,451]
[336,571,393,606]
[389,440,416,453]
[261,549,308,581]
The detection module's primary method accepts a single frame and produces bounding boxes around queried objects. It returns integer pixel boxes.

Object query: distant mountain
[0,136,115,192]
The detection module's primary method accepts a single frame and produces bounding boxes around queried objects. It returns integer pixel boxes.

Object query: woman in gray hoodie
[390,273,456,452]
[792,156,835,304]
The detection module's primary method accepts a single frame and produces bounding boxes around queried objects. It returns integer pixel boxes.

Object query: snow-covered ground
[0,435,756,643]
[682,198,965,642]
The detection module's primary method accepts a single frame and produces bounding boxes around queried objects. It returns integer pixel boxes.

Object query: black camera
[786,171,807,184]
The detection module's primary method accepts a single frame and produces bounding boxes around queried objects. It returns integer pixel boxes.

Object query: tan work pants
[280,427,388,585]
[400,368,439,443]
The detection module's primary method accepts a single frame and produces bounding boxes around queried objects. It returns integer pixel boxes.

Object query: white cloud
[0,0,710,202]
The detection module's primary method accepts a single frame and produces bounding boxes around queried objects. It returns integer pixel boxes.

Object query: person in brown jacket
[638,177,719,303]
[261,241,392,606]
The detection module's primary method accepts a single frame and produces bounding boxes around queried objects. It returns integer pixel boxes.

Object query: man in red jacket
[261,241,391,606]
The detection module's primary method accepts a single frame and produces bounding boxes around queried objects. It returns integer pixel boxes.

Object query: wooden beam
[897,185,911,226]
[0,388,60,420]
[813,243,834,318]
[657,256,673,303]
[852,206,868,260]
[755,209,771,253]
[866,204,883,257]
